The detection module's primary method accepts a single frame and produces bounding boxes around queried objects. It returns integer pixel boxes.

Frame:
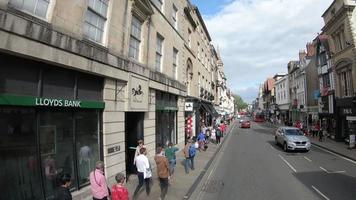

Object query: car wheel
[283,142,288,152]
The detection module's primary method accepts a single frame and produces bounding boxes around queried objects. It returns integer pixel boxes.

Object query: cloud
[204,0,333,103]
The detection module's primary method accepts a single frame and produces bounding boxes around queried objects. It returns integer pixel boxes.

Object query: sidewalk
[261,122,356,162]
[125,122,236,200]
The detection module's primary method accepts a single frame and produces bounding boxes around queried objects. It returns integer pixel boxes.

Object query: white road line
[312,185,330,200]
[278,154,297,173]
[304,156,312,162]
[313,145,356,165]
[319,166,328,173]
[270,144,276,150]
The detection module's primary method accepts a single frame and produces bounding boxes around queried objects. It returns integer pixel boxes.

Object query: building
[321,0,356,140]
[275,74,289,124]
[0,0,226,199]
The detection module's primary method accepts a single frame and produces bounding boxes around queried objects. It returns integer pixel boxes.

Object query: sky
[191,0,333,103]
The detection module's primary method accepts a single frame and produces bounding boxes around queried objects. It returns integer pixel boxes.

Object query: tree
[233,94,248,111]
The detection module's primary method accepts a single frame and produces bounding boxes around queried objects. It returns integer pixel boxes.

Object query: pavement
[124,121,237,200]
[263,121,356,162]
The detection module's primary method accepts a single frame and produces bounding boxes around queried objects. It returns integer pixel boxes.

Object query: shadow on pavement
[294,171,356,200]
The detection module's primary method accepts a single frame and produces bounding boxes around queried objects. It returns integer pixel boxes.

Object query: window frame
[83,0,109,44]
[9,0,51,20]
[172,48,178,79]
[155,34,164,72]
[129,16,143,60]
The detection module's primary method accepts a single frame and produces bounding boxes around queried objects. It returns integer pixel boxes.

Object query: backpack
[216,129,222,137]
[189,145,196,157]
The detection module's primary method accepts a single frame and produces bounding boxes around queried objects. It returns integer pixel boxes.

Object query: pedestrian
[90,161,110,200]
[154,147,170,200]
[211,127,216,144]
[54,173,72,200]
[215,126,222,145]
[197,130,205,151]
[220,121,226,136]
[133,148,151,199]
[183,139,195,174]
[319,127,324,142]
[134,139,146,165]
[164,142,179,176]
[111,173,129,200]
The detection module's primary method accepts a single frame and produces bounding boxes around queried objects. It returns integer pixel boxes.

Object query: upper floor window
[319,52,327,66]
[129,16,142,60]
[333,29,346,52]
[9,0,50,19]
[188,29,192,47]
[173,48,178,79]
[339,70,352,97]
[152,0,163,12]
[322,74,330,87]
[155,34,164,72]
[172,4,178,29]
[84,0,109,43]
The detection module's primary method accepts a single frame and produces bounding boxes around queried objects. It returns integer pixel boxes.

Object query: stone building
[0,0,225,199]
[321,0,356,140]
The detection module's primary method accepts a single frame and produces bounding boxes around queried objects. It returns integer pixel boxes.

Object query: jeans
[133,172,151,197]
[184,157,195,173]
[159,177,169,200]
[169,159,176,175]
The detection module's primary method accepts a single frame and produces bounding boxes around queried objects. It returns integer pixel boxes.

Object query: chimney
[299,50,306,61]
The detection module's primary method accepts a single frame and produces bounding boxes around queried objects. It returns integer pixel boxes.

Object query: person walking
[111,173,129,200]
[215,126,222,145]
[90,161,110,200]
[197,130,205,151]
[134,139,146,165]
[183,139,195,174]
[133,148,151,199]
[154,147,170,200]
[164,142,179,176]
[54,173,72,200]
[319,127,324,142]
[220,121,226,136]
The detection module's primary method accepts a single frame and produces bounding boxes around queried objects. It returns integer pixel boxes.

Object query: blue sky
[191,0,333,103]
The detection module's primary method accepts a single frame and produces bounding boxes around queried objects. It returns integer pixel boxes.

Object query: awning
[200,102,219,117]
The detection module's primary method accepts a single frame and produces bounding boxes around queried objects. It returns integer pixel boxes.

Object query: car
[240,120,251,128]
[275,127,311,152]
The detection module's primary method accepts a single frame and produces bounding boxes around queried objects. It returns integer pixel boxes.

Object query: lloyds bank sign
[0,94,105,109]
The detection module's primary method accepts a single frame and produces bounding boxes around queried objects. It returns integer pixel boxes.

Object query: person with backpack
[215,126,222,145]
[183,139,195,174]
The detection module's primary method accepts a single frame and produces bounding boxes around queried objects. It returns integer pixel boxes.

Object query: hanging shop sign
[0,94,105,109]
[128,74,148,111]
[185,102,193,111]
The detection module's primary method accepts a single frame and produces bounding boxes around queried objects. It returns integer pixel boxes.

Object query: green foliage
[233,94,248,110]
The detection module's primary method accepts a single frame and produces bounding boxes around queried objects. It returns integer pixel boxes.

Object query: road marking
[313,145,356,165]
[312,185,330,200]
[319,166,346,174]
[304,156,312,162]
[278,154,297,173]
[319,166,328,173]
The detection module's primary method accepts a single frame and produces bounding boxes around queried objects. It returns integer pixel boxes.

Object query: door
[125,112,144,175]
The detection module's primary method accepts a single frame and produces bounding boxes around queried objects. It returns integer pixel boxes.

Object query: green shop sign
[0,94,105,109]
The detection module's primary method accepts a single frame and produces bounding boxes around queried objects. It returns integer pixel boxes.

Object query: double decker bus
[254,112,265,122]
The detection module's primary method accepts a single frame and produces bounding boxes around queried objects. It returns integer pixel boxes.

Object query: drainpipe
[146,16,151,66]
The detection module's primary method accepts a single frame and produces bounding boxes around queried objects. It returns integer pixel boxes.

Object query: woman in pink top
[90,161,110,200]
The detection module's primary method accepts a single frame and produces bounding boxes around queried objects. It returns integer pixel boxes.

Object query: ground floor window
[156,111,177,147]
[0,107,101,200]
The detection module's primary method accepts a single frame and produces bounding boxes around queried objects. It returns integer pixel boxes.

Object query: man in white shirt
[133,148,151,199]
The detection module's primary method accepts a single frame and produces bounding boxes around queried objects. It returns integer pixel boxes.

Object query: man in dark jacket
[55,173,72,200]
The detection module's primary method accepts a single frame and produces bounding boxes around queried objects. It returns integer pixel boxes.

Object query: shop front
[0,53,105,200]
[155,91,178,147]
[335,97,356,140]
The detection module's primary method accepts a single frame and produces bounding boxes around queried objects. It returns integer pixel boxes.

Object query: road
[189,121,356,200]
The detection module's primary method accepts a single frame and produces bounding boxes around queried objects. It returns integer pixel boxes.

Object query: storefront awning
[200,102,219,117]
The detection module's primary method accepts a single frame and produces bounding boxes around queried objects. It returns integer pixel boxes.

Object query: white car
[275,127,311,152]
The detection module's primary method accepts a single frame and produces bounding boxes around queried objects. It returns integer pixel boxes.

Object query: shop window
[0,56,39,96]
[75,110,100,186]
[0,107,42,200]
[77,74,103,101]
[39,111,76,198]
[42,68,75,99]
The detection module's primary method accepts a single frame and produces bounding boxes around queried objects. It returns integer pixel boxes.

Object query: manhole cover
[201,179,224,193]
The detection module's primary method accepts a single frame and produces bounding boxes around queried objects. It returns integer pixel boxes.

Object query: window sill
[7,6,52,28]
[82,38,109,53]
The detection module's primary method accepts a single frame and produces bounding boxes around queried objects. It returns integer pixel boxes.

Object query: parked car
[240,120,251,128]
[275,127,311,152]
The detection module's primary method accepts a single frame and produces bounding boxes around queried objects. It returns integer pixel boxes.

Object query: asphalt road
[189,121,356,200]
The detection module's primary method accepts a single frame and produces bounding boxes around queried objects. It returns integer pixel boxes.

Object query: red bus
[254,113,265,122]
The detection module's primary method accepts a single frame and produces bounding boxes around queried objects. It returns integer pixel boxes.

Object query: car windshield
[285,129,303,136]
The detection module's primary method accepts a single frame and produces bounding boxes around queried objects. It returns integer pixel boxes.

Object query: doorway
[125,112,144,175]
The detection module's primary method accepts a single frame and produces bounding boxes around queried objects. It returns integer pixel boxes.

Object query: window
[197,42,200,59]
[155,34,164,72]
[173,48,178,79]
[84,0,108,43]
[172,4,178,29]
[152,0,163,11]
[9,0,50,19]
[319,52,327,66]
[339,70,352,97]
[188,29,192,47]
[129,16,142,60]
[322,74,330,87]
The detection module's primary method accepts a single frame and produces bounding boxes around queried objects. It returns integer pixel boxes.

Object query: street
[190,121,356,200]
